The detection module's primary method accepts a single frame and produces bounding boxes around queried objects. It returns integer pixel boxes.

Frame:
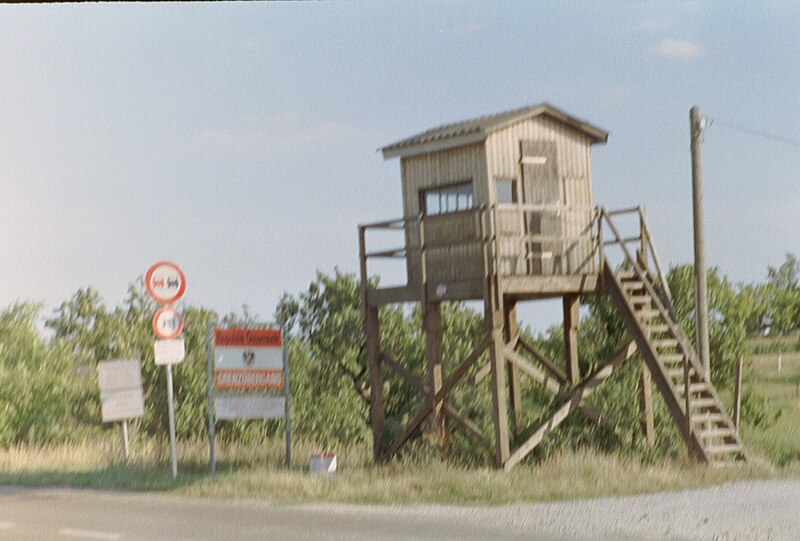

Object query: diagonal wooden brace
[382,352,490,449]
[504,341,637,471]
[383,333,492,461]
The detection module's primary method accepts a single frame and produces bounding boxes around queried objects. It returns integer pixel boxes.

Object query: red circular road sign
[153,306,184,339]
[145,261,186,304]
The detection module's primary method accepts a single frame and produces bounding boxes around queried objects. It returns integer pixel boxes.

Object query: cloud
[648,39,704,59]
[632,19,672,34]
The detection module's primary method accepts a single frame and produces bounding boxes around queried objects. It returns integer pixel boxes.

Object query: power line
[705,117,800,147]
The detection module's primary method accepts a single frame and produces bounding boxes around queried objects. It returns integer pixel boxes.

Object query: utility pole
[690,106,711,377]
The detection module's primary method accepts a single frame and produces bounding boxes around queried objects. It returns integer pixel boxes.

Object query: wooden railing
[359,204,606,291]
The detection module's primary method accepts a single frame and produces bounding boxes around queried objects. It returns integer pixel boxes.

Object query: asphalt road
[2,480,799,540]
[0,486,565,541]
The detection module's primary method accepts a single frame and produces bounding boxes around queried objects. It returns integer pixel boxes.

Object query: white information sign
[98,359,144,422]
[215,395,286,420]
[154,338,186,365]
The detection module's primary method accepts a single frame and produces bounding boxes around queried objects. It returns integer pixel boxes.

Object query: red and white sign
[145,261,186,304]
[213,328,284,391]
[153,306,184,339]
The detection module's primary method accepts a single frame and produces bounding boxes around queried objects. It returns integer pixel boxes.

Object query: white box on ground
[154,338,185,365]
[309,454,337,474]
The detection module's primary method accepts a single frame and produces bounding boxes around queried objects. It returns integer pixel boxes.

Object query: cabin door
[519,140,562,275]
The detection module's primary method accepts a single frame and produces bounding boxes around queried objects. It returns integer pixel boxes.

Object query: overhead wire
[704,116,800,147]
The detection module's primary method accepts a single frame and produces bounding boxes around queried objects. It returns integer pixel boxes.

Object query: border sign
[207,323,291,472]
[145,261,186,304]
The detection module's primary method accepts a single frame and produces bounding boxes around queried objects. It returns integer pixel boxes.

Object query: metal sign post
[166,363,178,478]
[207,323,291,473]
[146,261,187,480]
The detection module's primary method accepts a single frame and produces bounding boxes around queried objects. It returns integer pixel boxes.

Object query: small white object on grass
[309,454,337,474]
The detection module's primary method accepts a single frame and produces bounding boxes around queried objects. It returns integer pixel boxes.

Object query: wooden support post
[690,106,711,377]
[488,321,511,467]
[360,226,385,463]
[733,355,743,434]
[563,294,580,384]
[504,301,522,433]
[638,366,655,447]
[365,306,384,463]
[424,301,445,445]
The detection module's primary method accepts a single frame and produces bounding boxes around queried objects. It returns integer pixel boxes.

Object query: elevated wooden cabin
[376,103,608,303]
[358,104,745,470]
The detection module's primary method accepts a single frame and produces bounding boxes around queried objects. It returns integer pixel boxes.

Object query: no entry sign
[153,306,184,339]
[145,261,186,304]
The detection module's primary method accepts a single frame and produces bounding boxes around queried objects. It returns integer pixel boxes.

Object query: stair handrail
[637,207,674,307]
[600,208,705,376]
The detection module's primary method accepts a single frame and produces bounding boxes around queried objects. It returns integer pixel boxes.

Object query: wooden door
[520,140,562,275]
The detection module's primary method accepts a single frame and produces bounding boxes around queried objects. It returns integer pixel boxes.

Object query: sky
[1,2,798,333]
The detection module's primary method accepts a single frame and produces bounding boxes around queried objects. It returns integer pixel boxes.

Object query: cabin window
[496,178,518,204]
[422,181,474,215]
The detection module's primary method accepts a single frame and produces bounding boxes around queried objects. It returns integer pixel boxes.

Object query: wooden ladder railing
[600,208,745,464]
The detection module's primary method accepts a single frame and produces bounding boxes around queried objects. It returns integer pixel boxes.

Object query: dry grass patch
[0,438,787,505]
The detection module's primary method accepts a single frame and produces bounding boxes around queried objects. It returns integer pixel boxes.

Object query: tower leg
[504,301,522,433]
[488,308,511,467]
[563,295,580,384]
[639,365,655,447]
[365,306,385,462]
[424,301,445,445]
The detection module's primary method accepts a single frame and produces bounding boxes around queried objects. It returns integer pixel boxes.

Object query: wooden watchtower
[358,103,745,469]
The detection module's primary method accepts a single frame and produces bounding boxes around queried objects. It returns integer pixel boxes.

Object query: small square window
[496,178,517,204]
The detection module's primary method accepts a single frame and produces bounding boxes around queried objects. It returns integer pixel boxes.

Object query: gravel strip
[306,479,800,540]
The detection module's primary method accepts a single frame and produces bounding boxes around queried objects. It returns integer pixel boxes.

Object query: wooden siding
[400,143,489,284]
[486,117,596,275]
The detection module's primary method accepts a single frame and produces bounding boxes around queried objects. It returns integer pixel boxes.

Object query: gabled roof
[381,103,608,160]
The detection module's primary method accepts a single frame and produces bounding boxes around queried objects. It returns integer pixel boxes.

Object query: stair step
[617,271,638,280]
[690,397,719,410]
[691,412,727,425]
[646,324,670,334]
[636,309,660,320]
[660,353,684,364]
[665,368,694,380]
[675,382,710,395]
[705,443,742,456]
[628,295,651,305]
[697,427,735,440]
[652,339,678,350]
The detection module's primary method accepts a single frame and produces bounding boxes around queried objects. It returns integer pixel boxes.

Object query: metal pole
[206,323,216,474]
[166,363,178,479]
[283,327,292,468]
[690,106,711,377]
[122,419,130,460]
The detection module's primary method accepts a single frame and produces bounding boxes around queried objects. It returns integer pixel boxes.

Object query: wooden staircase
[604,262,745,464]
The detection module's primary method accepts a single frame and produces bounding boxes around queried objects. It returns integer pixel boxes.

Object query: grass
[740,350,800,466]
[0,436,793,505]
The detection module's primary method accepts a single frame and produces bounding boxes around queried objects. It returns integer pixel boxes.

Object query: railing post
[733,355,743,434]
[684,356,693,456]
[637,206,648,271]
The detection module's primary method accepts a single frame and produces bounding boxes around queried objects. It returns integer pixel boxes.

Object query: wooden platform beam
[504,302,522,433]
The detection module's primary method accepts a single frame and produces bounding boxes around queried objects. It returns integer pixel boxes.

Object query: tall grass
[0,436,788,504]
